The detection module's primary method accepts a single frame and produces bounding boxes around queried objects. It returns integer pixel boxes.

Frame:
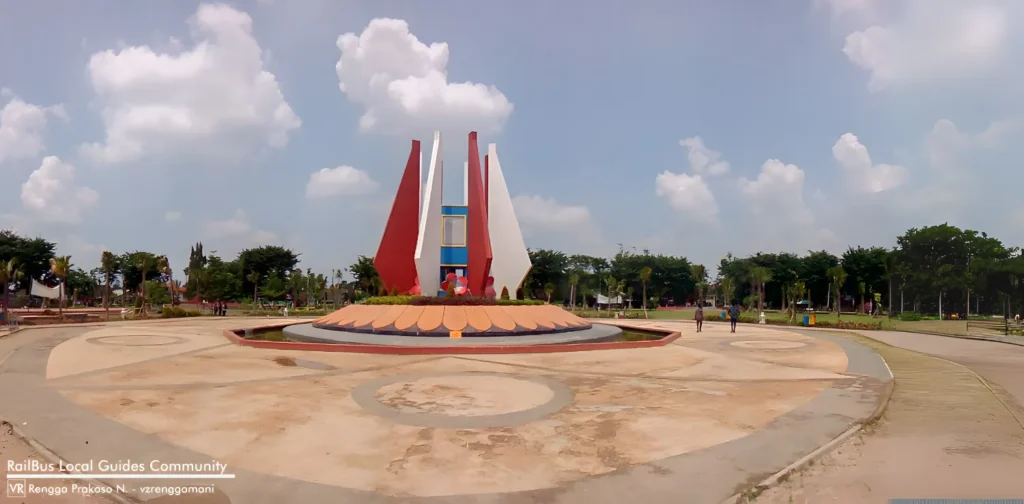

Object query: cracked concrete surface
[0,318,888,503]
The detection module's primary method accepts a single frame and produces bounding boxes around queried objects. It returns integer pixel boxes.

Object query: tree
[567,271,581,310]
[348,256,378,295]
[65,268,97,305]
[799,250,839,309]
[639,266,653,318]
[786,281,806,322]
[238,246,300,298]
[826,265,848,319]
[690,264,707,304]
[185,242,207,304]
[260,276,288,301]
[0,231,57,292]
[121,251,161,304]
[543,282,555,303]
[525,249,569,300]
[157,255,174,305]
[605,275,617,310]
[204,255,241,302]
[720,277,735,305]
[247,271,261,304]
[749,266,773,311]
[127,253,159,315]
[857,281,866,314]
[100,251,117,317]
[1,259,20,323]
[48,256,71,318]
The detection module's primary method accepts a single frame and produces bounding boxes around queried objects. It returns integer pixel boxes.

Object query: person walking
[728,303,740,333]
[695,305,704,333]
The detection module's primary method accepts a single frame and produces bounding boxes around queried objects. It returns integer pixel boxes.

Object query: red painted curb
[221,322,679,355]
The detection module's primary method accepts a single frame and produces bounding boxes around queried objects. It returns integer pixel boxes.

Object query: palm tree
[136,253,157,316]
[1,259,20,324]
[749,266,773,312]
[48,255,72,319]
[826,265,848,320]
[605,275,617,311]
[639,266,653,318]
[567,271,580,310]
[720,277,735,306]
[247,271,260,305]
[100,251,117,319]
[691,263,709,311]
[543,282,555,303]
[786,281,807,322]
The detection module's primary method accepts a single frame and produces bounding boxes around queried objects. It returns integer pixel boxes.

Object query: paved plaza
[0,318,890,503]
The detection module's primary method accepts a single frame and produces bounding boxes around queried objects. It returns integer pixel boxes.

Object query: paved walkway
[753,329,1024,503]
[0,319,889,503]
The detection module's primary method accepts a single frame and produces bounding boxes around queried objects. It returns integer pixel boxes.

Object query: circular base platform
[311,304,593,336]
[283,322,624,347]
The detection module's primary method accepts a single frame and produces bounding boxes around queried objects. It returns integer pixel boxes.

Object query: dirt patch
[272,356,296,367]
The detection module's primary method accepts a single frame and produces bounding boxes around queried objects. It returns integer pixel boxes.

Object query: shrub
[573,309,642,319]
[813,320,883,330]
[161,306,186,318]
[500,286,510,300]
[388,286,399,296]
[897,312,924,322]
[162,306,202,318]
[361,295,543,306]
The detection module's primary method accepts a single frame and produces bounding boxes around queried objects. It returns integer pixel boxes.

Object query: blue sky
[0,0,1021,279]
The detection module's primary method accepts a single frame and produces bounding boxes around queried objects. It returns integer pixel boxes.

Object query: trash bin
[721,311,727,320]
[802,314,809,326]
[809,313,816,326]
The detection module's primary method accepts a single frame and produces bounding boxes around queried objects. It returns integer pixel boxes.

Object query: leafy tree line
[4,222,1022,319]
[340,224,1024,319]
[0,231,335,310]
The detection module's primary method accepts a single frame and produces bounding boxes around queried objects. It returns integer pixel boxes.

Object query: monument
[284,132,621,342]
[373,131,531,299]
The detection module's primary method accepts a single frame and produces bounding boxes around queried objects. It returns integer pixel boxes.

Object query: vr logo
[6,479,26,498]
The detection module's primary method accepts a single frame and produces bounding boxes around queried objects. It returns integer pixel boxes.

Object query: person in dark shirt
[694,305,704,332]
[728,304,740,333]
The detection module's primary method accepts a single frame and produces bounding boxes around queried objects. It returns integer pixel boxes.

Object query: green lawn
[601,307,985,337]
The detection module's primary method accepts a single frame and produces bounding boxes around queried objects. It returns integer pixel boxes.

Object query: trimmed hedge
[361,295,544,306]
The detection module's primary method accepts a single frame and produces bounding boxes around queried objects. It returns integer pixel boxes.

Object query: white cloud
[511,194,607,255]
[200,209,277,245]
[512,195,592,233]
[335,18,513,135]
[842,1,1010,91]
[654,171,718,219]
[165,211,183,222]
[20,157,99,224]
[81,3,301,164]
[0,92,68,164]
[59,234,106,269]
[832,133,909,193]
[739,159,813,225]
[823,0,873,19]
[680,136,730,175]
[305,165,378,199]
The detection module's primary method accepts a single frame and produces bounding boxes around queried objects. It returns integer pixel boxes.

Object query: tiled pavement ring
[351,372,575,428]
